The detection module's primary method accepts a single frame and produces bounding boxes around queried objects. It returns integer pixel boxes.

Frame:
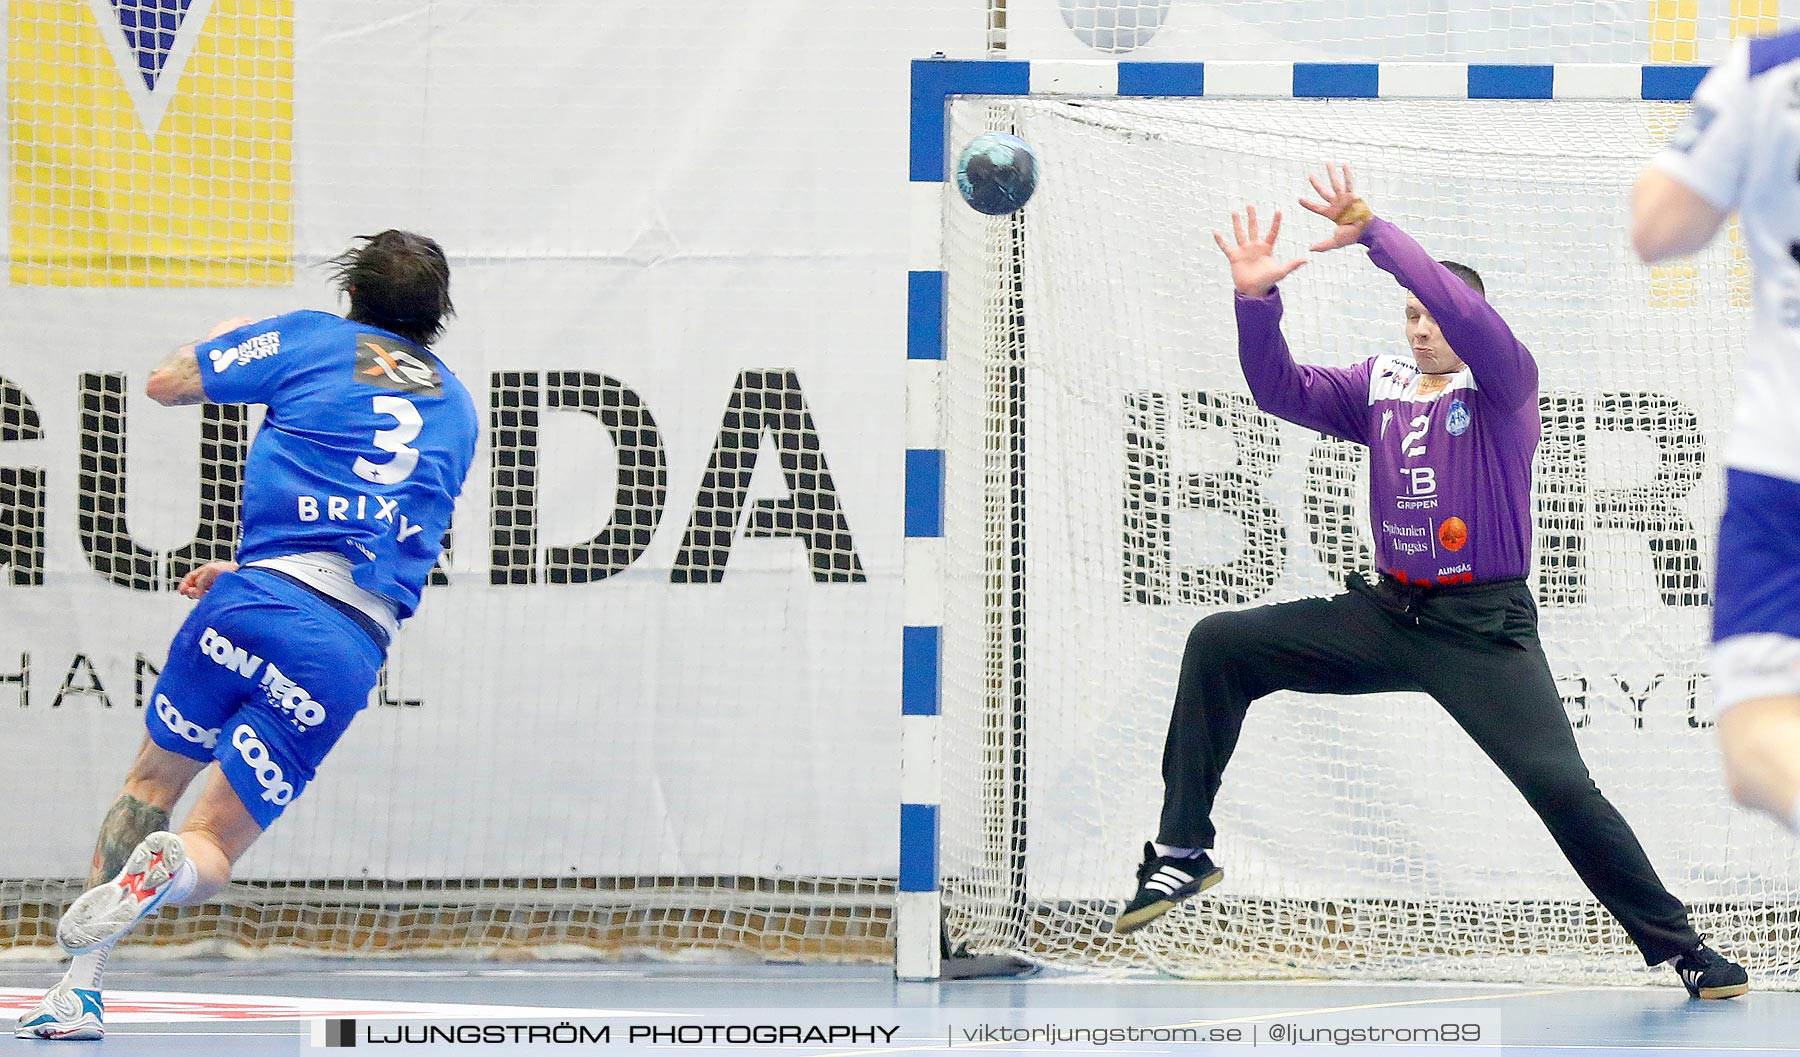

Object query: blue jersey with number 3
[199,310,478,619]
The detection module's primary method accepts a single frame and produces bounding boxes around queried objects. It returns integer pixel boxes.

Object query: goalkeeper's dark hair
[327,230,454,346]
[1438,260,1485,297]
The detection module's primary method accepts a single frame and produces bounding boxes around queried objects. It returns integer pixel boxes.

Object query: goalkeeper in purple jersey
[16,232,478,1041]
[1112,165,1746,999]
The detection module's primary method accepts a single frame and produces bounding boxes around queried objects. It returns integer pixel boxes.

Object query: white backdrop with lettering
[0,0,983,881]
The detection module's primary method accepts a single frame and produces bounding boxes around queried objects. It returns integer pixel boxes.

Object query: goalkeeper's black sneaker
[1673,943,1749,1000]
[1112,842,1223,935]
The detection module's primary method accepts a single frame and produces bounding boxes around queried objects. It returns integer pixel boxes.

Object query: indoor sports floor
[2,960,1798,1056]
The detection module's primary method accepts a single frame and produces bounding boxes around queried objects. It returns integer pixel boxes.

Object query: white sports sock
[1154,843,1203,860]
[63,948,108,991]
[162,855,199,906]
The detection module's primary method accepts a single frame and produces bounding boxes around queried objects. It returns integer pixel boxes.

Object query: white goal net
[938,93,1800,984]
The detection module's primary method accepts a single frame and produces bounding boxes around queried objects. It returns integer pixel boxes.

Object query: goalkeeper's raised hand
[1213,205,1307,298]
[1298,162,1373,252]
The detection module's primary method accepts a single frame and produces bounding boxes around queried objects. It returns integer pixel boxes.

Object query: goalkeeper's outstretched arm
[1300,163,1536,413]
[1215,204,1370,444]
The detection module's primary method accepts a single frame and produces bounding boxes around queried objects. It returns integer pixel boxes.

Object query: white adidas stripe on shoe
[1142,867,1196,896]
[1114,842,1224,935]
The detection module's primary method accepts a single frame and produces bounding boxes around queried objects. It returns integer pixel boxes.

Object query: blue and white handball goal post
[900,59,1800,985]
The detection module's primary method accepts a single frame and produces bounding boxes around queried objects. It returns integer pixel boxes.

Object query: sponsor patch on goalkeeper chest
[1447,399,1471,435]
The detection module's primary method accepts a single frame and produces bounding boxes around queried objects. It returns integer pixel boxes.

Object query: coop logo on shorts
[1447,399,1471,436]
[155,695,219,750]
[210,332,281,373]
[200,627,264,678]
[232,725,295,806]
[355,335,442,396]
[259,661,326,730]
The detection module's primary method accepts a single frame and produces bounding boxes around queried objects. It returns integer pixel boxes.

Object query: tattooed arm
[146,317,257,407]
[144,346,206,407]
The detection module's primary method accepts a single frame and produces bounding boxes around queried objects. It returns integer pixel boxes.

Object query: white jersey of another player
[1635,30,1800,839]
[1652,31,1800,483]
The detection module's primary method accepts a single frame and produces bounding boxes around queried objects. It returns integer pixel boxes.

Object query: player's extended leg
[1157,589,1421,851]
[1717,694,1800,829]
[24,768,269,1042]
[169,764,268,904]
[58,764,266,951]
[87,737,209,888]
[19,569,362,1041]
[1116,589,1421,934]
[1412,583,1747,998]
[13,739,207,1041]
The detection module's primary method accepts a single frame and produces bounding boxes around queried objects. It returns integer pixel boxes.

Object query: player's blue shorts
[1714,468,1800,643]
[145,568,384,829]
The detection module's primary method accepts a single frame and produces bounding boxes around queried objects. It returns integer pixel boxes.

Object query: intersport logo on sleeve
[210,331,281,373]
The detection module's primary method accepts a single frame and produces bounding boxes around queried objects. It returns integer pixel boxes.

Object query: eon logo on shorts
[199,627,263,679]
[259,661,326,730]
[232,725,295,806]
[155,694,219,749]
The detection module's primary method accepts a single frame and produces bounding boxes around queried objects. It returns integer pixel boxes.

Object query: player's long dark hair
[328,230,455,346]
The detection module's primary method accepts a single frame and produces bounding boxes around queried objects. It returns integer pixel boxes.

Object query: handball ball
[955,133,1039,216]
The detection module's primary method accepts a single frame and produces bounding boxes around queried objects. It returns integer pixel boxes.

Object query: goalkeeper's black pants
[1156,573,1702,965]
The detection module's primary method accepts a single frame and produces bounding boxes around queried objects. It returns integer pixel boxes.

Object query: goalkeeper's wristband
[1333,199,1374,226]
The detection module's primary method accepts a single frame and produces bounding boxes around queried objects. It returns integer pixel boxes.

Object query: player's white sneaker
[13,979,104,1041]
[56,831,189,955]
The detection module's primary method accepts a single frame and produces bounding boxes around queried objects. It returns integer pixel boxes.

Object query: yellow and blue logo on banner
[8,0,293,286]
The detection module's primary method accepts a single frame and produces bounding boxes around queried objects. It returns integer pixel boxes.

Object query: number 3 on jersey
[354,395,422,484]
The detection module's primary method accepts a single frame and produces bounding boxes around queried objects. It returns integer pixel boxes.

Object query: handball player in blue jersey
[1111,165,1747,999]
[16,231,478,1041]
[1632,30,1800,842]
